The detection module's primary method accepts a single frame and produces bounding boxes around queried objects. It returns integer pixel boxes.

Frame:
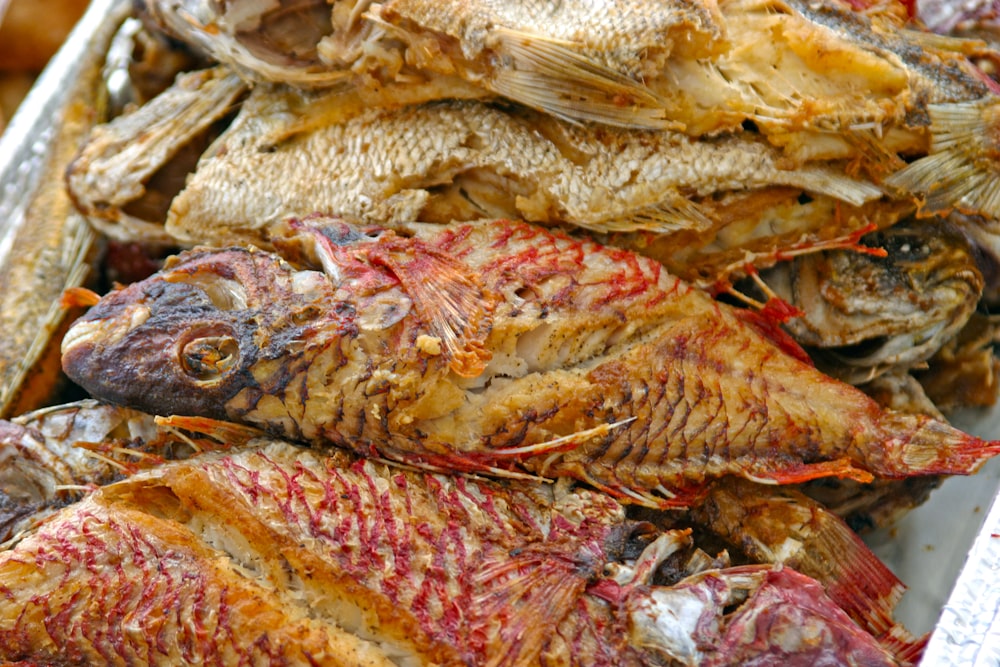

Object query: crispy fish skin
[136,0,1000,218]
[141,0,724,127]
[61,218,1000,507]
[65,65,248,245]
[66,75,884,248]
[0,439,900,666]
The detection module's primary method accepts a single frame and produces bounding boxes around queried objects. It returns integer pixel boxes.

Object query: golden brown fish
[139,0,723,127]
[66,71,888,253]
[135,0,1000,218]
[757,216,984,384]
[60,217,1000,508]
[0,437,905,666]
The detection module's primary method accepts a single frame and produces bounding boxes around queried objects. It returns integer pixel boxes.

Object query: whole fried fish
[0,437,903,666]
[137,0,1000,218]
[67,71,886,257]
[61,217,1000,507]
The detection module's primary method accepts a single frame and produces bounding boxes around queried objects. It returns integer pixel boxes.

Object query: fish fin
[733,307,814,366]
[154,414,265,450]
[879,629,929,667]
[473,531,599,666]
[277,219,494,377]
[489,27,679,131]
[874,411,1000,477]
[375,446,552,483]
[799,493,925,662]
[367,236,495,377]
[885,99,1000,218]
[576,198,716,235]
[743,458,875,485]
[695,479,919,663]
[790,165,886,207]
[488,419,635,459]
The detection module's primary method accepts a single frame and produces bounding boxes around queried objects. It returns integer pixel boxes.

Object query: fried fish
[61,217,1000,508]
[0,437,903,665]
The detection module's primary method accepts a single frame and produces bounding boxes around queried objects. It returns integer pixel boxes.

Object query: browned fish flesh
[0,437,904,665]
[60,217,1000,508]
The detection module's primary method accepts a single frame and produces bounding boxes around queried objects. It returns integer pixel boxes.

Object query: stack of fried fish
[4,0,1000,663]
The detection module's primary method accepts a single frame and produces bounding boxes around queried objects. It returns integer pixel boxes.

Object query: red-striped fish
[61,217,1000,507]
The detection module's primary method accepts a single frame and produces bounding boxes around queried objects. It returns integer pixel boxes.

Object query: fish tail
[878,629,929,667]
[874,411,1000,477]
[885,98,1000,218]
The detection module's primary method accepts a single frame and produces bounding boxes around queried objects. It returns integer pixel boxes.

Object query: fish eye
[180,335,240,383]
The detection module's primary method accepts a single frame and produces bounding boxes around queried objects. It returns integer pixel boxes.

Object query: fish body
[67,72,887,258]
[135,0,1000,218]
[61,218,1000,507]
[0,438,901,665]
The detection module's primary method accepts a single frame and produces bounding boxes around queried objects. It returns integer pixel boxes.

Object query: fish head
[61,247,341,420]
[763,216,983,381]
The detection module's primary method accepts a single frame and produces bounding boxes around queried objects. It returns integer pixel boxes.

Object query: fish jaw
[61,277,255,421]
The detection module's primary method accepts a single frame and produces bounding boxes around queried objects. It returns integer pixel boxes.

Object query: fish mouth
[61,304,151,357]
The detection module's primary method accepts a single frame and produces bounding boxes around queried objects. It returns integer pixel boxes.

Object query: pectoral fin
[489,27,679,131]
[367,236,494,377]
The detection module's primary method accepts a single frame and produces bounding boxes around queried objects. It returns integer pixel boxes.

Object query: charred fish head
[61,246,350,420]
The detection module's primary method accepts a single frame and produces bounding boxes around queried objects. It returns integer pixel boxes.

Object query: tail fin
[885,99,1000,219]
[875,411,1000,477]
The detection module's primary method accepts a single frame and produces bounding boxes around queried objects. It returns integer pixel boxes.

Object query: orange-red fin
[744,458,875,485]
[154,414,265,449]
[803,496,925,664]
[880,629,929,666]
[367,237,494,377]
[61,286,102,308]
[733,307,814,367]
[693,480,922,664]
[273,217,494,377]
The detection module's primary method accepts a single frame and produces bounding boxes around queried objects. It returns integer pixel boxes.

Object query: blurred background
[0,0,89,133]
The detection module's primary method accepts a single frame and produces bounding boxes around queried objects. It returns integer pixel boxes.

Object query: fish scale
[61,217,1000,508]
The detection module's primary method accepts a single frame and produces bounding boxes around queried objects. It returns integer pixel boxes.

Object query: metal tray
[2,1,1000,663]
